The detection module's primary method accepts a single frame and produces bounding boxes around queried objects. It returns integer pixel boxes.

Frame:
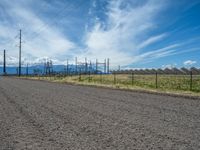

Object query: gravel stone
[0,77,200,149]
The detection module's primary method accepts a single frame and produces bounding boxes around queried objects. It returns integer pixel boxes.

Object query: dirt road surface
[0,77,200,149]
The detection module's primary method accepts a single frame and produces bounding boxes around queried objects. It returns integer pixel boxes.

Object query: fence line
[27,72,200,92]
[2,64,200,92]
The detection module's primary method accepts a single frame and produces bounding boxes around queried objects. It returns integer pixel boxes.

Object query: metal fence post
[190,71,193,91]
[79,72,81,81]
[156,72,158,89]
[89,71,91,82]
[131,72,134,86]
[100,72,103,84]
[114,73,116,84]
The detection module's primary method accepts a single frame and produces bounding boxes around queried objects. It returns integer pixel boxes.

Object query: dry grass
[22,74,200,97]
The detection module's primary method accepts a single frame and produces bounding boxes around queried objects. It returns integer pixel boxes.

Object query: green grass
[23,74,200,96]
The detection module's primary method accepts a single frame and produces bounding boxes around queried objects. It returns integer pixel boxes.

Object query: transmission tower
[19,29,22,76]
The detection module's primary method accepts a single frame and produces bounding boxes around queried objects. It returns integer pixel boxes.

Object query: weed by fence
[27,72,200,92]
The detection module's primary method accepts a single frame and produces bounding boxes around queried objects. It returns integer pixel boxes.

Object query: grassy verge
[20,74,200,97]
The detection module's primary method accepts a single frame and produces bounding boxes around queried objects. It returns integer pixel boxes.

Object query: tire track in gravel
[5,79,200,148]
[8,78,199,145]
[0,77,198,149]
[1,79,147,149]
[0,86,98,149]
[15,78,200,120]
[0,77,200,149]
[15,83,199,146]
[0,86,64,150]
[0,91,15,150]
[8,78,200,128]
[1,84,193,149]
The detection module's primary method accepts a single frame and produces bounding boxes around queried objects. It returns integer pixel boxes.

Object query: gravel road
[0,77,200,150]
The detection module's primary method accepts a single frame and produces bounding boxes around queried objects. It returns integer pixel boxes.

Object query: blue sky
[0,0,200,69]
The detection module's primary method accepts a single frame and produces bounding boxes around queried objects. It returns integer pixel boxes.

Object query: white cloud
[129,44,181,63]
[137,33,167,50]
[1,0,198,69]
[183,60,197,66]
[81,0,168,67]
[0,54,66,67]
[0,0,76,65]
[0,54,19,66]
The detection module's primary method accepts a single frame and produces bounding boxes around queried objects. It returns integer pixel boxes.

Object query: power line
[2,1,87,70]
[19,29,22,77]
[25,0,86,42]
[3,49,6,75]
[0,1,77,49]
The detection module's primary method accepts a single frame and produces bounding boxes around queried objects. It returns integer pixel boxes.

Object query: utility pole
[26,63,29,76]
[3,50,6,75]
[89,60,92,74]
[85,57,87,74]
[75,57,77,75]
[50,60,53,75]
[107,58,110,74]
[96,59,98,74]
[19,29,22,77]
[104,59,106,73]
[118,65,120,71]
[67,59,69,75]
[44,61,47,75]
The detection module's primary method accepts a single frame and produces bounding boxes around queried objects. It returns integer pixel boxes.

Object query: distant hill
[0,64,97,75]
[0,65,67,75]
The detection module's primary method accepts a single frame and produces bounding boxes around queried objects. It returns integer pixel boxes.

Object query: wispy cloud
[137,33,167,50]
[0,0,76,65]
[131,44,180,63]
[80,0,168,66]
[0,0,199,68]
